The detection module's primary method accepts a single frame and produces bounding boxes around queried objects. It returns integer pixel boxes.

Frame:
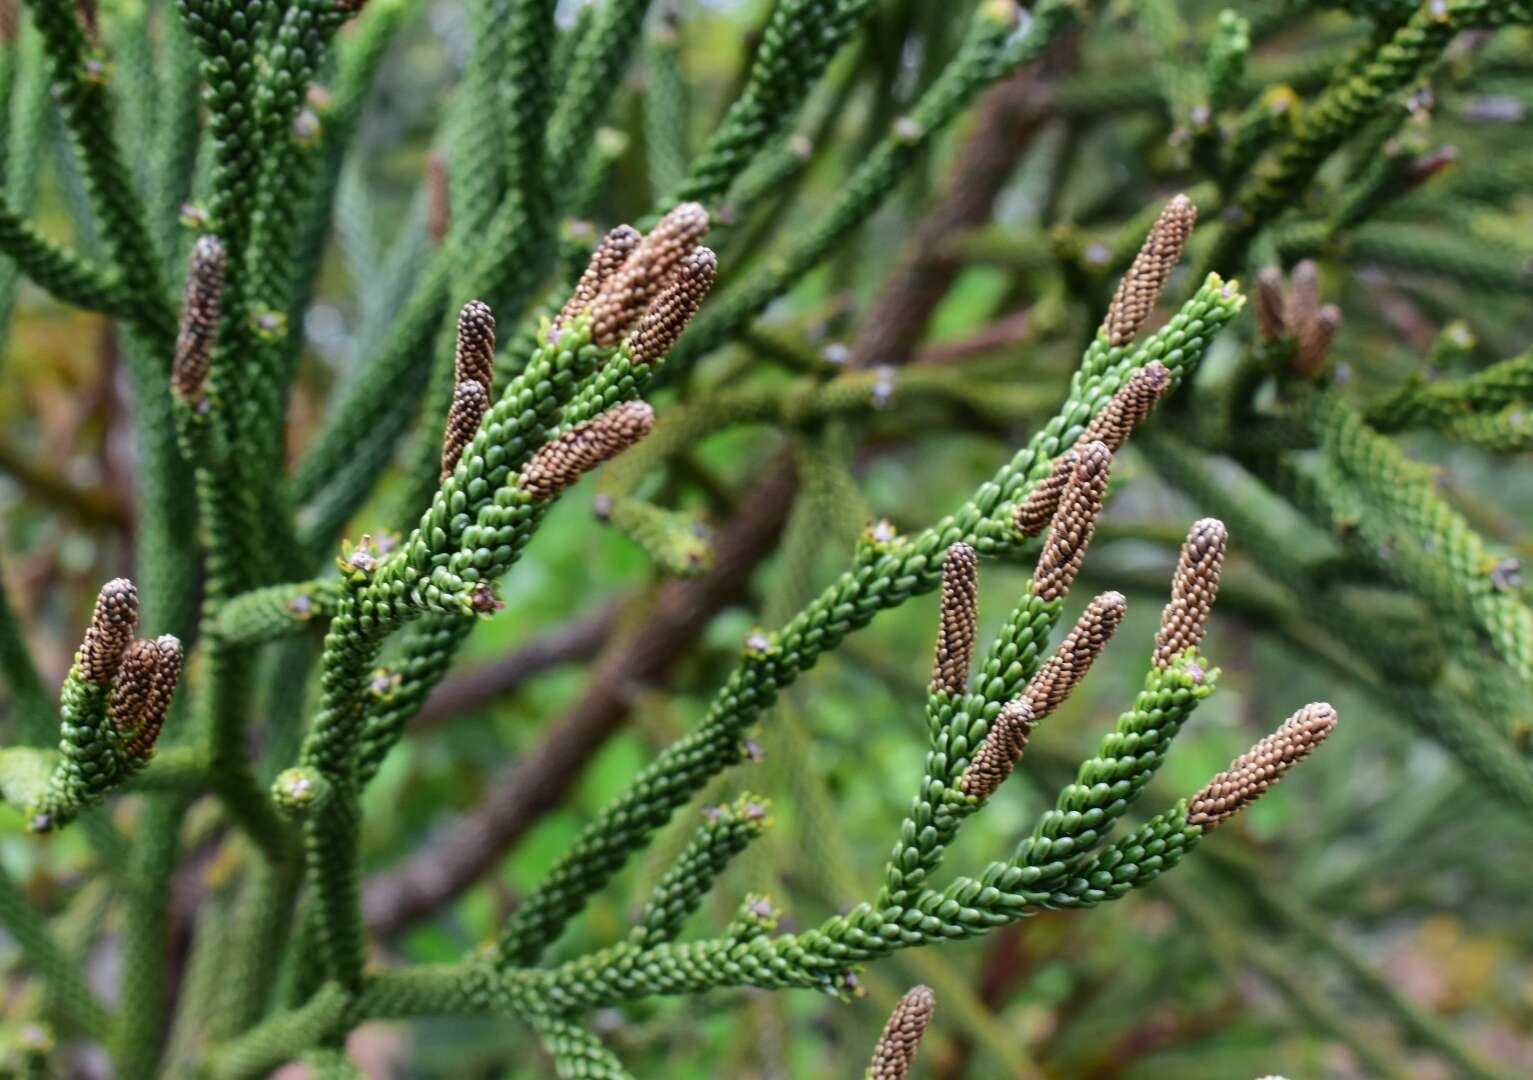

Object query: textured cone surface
[453,300,496,392]
[930,543,979,695]
[1153,518,1228,668]
[1023,591,1127,719]
[1032,442,1111,601]
[80,578,139,685]
[1015,450,1077,537]
[628,247,718,365]
[111,635,182,759]
[520,402,657,499]
[1255,266,1287,342]
[589,203,710,344]
[962,699,1036,799]
[1187,702,1338,831]
[867,985,935,1080]
[172,235,226,400]
[559,224,643,328]
[441,379,491,480]
[1103,194,1197,346]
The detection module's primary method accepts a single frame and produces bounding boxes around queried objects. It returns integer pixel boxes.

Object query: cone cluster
[588,203,712,345]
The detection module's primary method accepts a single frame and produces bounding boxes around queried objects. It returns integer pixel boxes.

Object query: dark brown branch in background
[0,441,130,530]
[411,601,622,731]
[363,458,798,936]
[848,40,1075,369]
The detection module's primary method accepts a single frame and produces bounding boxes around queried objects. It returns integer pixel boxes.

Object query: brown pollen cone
[1295,302,1341,377]
[519,402,656,499]
[172,235,227,401]
[930,543,979,696]
[1255,266,1288,343]
[426,153,450,247]
[588,202,710,344]
[627,247,718,365]
[1287,260,1320,343]
[454,300,497,392]
[1103,194,1198,347]
[440,379,491,480]
[1015,364,1169,538]
[1023,591,1127,720]
[79,578,139,686]
[557,224,643,328]
[867,985,936,1080]
[1031,442,1111,601]
[961,699,1036,800]
[111,635,183,760]
[1186,702,1338,831]
[1153,518,1228,668]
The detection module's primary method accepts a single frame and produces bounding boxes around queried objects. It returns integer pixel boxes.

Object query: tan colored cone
[1187,703,1338,831]
[930,543,979,696]
[1103,194,1198,347]
[1153,518,1227,668]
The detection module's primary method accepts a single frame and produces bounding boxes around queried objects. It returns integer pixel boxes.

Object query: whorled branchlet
[960,699,1035,800]
[79,578,139,686]
[557,224,643,329]
[172,235,227,401]
[627,247,719,365]
[440,378,491,480]
[1102,194,1198,347]
[588,202,710,345]
[1023,591,1127,720]
[1153,518,1228,669]
[1032,442,1111,601]
[930,543,979,696]
[1296,302,1342,377]
[453,300,496,392]
[519,401,657,500]
[110,635,182,760]
[1255,266,1288,342]
[866,985,936,1080]
[1186,702,1338,831]
[1015,365,1170,537]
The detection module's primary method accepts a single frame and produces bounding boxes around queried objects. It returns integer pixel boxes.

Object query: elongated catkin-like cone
[1295,302,1341,377]
[172,235,226,402]
[866,985,935,1080]
[79,578,139,686]
[558,224,643,328]
[1103,194,1198,346]
[111,636,183,760]
[519,402,657,499]
[426,153,451,247]
[628,247,719,365]
[1023,591,1127,719]
[589,202,710,344]
[1153,518,1228,668]
[1186,702,1337,831]
[1255,266,1287,342]
[453,300,496,392]
[1032,442,1111,601]
[440,379,491,480]
[1015,365,1169,536]
[961,699,1035,800]
[930,543,979,696]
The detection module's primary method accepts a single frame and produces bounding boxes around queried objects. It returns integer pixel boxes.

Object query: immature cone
[172,235,227,401]
[1254,266,1288,342]
[79,578,139,686]
[426,153,450,246]
[627,247,719,364]
[589,202,710,344]
[1032,442,1111,601]
[1103,194,1198,346]
[110,635,182,760]
[557,224,643,328]
[1016,366,1170,537]
[1023,592,1127,719]
[930,543,979,696]
[440,379,491,480]
[519,402,656,499]
[1295,303,1341,377]
[961,700,1035,800]
[1186,703,1338,831]
[453,300,496,391]
[1153,518,1228,668]
[867,985,936,1080]
[1287,260,1320,344]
